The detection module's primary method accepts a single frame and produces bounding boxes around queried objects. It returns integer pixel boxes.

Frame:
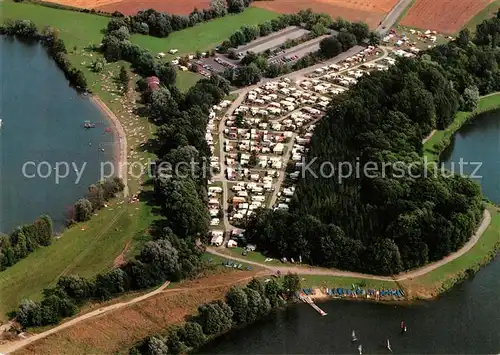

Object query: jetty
[298,293,327,316]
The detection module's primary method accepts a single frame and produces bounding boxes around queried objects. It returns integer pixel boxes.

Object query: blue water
[0,36,116,233]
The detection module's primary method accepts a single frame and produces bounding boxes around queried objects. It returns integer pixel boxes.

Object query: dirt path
[422,129,437,144]
[90,95,129,197]
[208,209,491,282]
[0,282,171,354]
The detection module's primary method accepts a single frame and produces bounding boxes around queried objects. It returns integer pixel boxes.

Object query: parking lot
[268,34,331,65]
[235,26,310,56]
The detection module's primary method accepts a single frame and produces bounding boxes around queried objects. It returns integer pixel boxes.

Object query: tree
[146,336,169,355]
[119,65,129,92]
[139,239,181,281]
[319,36,343,58]
[74,198,93,222]
[94,268,128,300]
[369,239,403,275]
[16,299,42,328]
[87,183,105,211]
[178,322,205,349]
[282,272,301,297]
[156,62,177,87]
[462,85,479,111]
[155,176,209,238]
[56,275,94,302]
[337,31,357,50]
[225,286,248,325]
[197,300,233,335]
[227,0,245,13]
[102,34,122,62]
[234,64,261,86]
[368,31,381,46]
[350,22,369,42]
[456,28,471,47]
[247,277,265,297]
[264,279,283,308]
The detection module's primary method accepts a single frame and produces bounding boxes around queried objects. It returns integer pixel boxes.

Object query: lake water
[200,111,500,354]
[0,36,115,233]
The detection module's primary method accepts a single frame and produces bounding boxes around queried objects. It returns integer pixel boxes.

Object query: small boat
[387,339,392,353]
[83,120,96,129]
[357,345,363,355]
[352,330,358,342]
[0,119,3,128]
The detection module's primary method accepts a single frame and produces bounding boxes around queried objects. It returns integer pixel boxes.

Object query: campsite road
[207,209,491,282]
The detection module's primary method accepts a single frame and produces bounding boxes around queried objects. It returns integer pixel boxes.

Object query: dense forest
[244,15,500,275]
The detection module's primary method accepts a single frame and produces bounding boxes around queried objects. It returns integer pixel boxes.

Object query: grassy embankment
[423,92,500,162]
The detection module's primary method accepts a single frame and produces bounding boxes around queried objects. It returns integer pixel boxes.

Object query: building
[146,76,160,91]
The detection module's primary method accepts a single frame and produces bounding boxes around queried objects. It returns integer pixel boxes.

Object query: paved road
[207,209,491,282]
[0,281,171,354]
[375,0,414,35]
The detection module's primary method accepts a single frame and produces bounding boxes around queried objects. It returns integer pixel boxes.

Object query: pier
[298,293,327,316]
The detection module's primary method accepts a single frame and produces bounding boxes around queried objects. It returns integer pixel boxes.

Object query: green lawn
[463,0,500,34]
[0,201,156,320]
[408,206,500,286]
[176,70,203,92]
[130,8,279,56]
[298,275,398,290]
[423,93,500,161]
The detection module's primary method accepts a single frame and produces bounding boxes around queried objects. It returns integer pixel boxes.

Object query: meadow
[130,7,279,55]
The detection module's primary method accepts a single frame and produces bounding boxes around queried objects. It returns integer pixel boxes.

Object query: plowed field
[251,0,399,28]
[401,0,493,33]
[97,0,211,15]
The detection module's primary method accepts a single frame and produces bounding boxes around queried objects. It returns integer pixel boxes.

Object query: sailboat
[357,345,363,355]
[387,339,392,353]
[352,330,358,342]
[0,119,3,128]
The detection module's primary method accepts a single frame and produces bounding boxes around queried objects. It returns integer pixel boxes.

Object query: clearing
[97,0,211,16]
[251,0,399,28]
[129,8,279,56]
[400,0,494,34]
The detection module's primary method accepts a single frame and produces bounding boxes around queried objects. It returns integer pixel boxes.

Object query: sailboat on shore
[387,339,392,352]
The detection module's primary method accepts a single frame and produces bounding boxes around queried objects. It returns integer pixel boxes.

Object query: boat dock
[298,293,327,316]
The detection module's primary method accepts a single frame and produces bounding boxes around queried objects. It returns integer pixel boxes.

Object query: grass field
[463,0,500,33]
[130,8,279,56]
[176,70,203,92]
[424,93,500,161]
[0,202,156,321]
[298,275,398,289]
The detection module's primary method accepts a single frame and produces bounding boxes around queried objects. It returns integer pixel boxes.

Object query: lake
[0,36,115,233]
[200,110,500,354]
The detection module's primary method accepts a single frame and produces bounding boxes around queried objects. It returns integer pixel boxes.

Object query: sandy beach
[90,95,129,196]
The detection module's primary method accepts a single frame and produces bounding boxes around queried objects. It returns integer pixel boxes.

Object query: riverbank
[424,92,500,161]
[89,95,129,197]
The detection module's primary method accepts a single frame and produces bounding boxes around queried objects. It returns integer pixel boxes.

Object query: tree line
[219,9,377,86]
[130,274,301,355]
[242,15,500,275]
[0,215,53,271]
[69,177,125,224]
[105,0,255,39]
[0,20,88,91]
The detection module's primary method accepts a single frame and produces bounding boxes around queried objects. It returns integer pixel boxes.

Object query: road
[0,281,171,355]
[375,0,414,35]
[207,209,491,282]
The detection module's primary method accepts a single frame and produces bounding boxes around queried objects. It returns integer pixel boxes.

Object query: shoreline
[89,95,129,197]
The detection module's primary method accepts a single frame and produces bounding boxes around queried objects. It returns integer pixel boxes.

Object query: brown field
[14,271,262,355]
[401,0,494,34]
[96,0,211,15]
[251,0,399,28]
[42,0,210,15]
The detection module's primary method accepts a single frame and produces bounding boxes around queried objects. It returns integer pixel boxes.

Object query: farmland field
[251,0,399,28]
[400,0,494,33]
